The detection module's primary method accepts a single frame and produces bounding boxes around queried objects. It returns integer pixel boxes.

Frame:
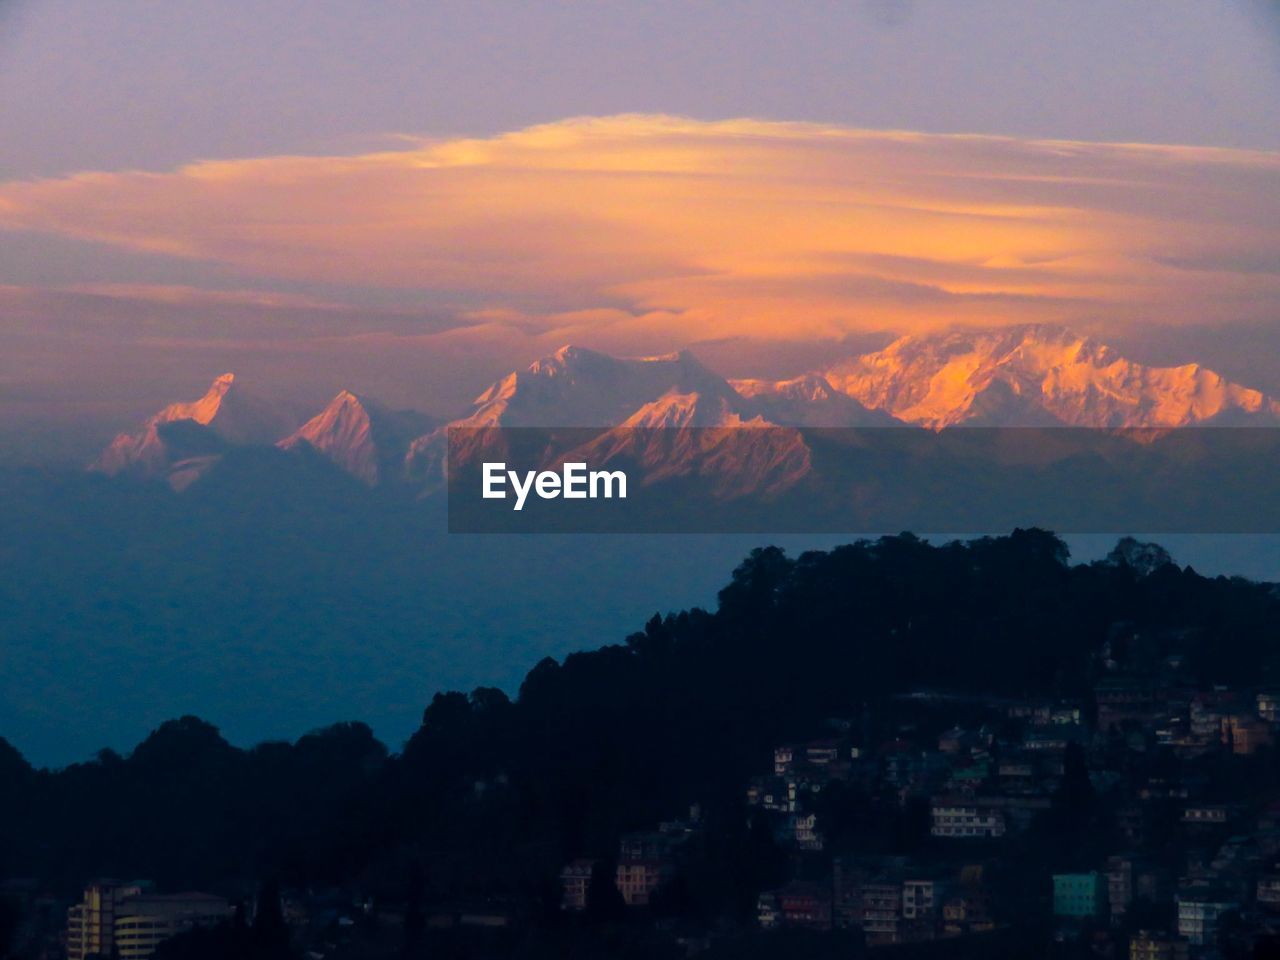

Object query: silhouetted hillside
[3,529,1278,904]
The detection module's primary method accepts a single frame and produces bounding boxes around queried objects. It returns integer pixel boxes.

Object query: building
[1129,930,1190,960]
[1222,714,1273,755]
[746,775,793,812]
[774,739,848,775]
[112,893,230,959]
[758,882,834,932]
[757,890,781,929]
[860,879,903,945]
[1095,678,1164,733]
[942,891,993,936]
[1258,691,1280,723]
[1181,804,1233,827]
[791,811,823,851]
[803,739,842,766]
[930,798,1006,839]
[769,881,833,931]
[1024,725,1086,752]
[1107,855,1168,919]
[1108,856,1136,918]
[773,745,795,776]
[1258,873,1280,911]
[1053,872,1106,919]
[832,859,870,931]
[559,859,596,911]
[67,883,228,960]
[1175,887,1239,946]
[997,794,1053,834]
[1007,700,1083,726]
[615,830,687,907]
[67,880,146,960]
[1190,690,1242,744]
[903,877,943,921]
[615,859,670,908]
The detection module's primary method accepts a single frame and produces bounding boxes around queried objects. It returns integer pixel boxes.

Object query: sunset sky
[2,0,1279,459]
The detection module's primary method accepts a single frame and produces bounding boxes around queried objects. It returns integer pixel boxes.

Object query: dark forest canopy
[2,529,1278,900]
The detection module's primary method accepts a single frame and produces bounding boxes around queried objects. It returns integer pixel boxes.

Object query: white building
[930,799,1007,839]
[1176,888,1238,946]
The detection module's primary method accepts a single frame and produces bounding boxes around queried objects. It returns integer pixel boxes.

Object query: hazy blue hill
[6,449,1280,767]
[0,463,817,767]
[4,528,1280,903]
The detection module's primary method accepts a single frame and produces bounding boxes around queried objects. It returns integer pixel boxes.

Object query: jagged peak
[279,391,381,485]
[184,372,237,412]
[824,322,1280,428]
[618,389,768,429]
[284,390,376,442]
[89,372,291,477]
[163,373,240,425]
[733,372,838,398]
[461,343,735,429]
[526,344,709,375]
[327,389,369,411]
[534,344,600,370]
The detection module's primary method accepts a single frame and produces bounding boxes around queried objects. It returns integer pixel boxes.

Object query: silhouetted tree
[251,878,289,957]
[0,896,20,960]
[403,862,425,957]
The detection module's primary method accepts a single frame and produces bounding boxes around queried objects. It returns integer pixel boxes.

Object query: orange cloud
[1,115,1277,350]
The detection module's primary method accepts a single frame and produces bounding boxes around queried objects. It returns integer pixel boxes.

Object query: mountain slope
[279,391,435,486]
[462,345,744,428]
[91,373,296,483]
[823,324,1280,429]
[731,373,900,427]
[562,390,811,499]
[403,345,759,486]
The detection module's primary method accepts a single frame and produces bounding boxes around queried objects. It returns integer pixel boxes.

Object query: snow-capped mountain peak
[731,372,899,427]
[280,390,435,486]
[462,344,739,428]
[823,323,1280,429]
[404,345,798,492]
[616,390,767,430]
[561,389,810,499]
[91,372,294,478]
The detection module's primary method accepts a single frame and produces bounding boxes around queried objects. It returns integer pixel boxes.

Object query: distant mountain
[614,390,760,430]
[91,373,296,488]
[461,345,742,428]
[550,386,813,500]
[823,324,1280,429]
[455,345,897,431]
[90,327,1280,501]
[403,345,763,487]
[279,390,435,486]
[731,373,899,428]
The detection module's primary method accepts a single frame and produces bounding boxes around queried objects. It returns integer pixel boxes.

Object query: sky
[1,0,1280,459]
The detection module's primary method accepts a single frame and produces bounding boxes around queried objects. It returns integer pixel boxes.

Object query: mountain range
[824,325,1280,429]
[90,324,1280,494]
